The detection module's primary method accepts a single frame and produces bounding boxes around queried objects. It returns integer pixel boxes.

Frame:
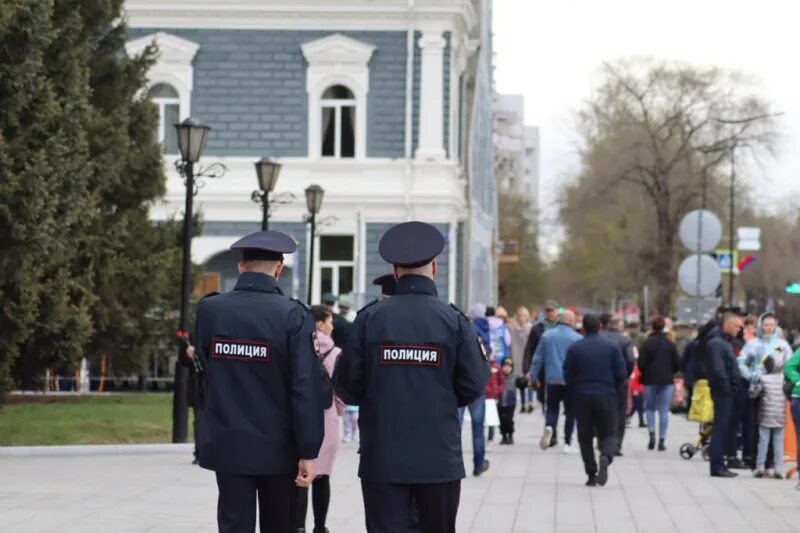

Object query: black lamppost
[172,117,210,443]
[305,184,325,304]
[252,157,282,231]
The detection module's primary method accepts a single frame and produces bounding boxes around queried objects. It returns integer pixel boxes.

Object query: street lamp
[305,184,325,303]
[251,157,282,231]
[172,117,211,443]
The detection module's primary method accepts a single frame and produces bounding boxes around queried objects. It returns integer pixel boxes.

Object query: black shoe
[526,404,534,413]
[192,458,199,465]
[727,458,746,470]
[638,421,647,428]
[519,405,526,414]
[648,432,655,450]
[614,450,624,457]
[711,470,738,478]
[658,440,666,452]
[508,434,514,445]
[586,476,597,487]
[312,528,329,533]
[597,456,609,486]
[499,434,509,445]
[473,460,490,477]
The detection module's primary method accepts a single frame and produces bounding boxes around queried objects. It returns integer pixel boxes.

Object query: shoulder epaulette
[289,297,311,311]
[201,291,220,301]
[356,298,380,315]
[449,303,469,320]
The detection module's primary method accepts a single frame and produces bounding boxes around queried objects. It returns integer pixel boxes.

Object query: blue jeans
[791,399,800,469]
[458,395,486,471]
[644,384,673,440]
[757,426,784,472]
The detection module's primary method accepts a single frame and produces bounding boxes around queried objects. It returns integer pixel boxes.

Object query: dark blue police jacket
[194,271,324,476]
[334,274,489,484]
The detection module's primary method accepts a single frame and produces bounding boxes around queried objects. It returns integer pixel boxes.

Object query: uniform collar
[234,271,282,294]
[395,274,438,297]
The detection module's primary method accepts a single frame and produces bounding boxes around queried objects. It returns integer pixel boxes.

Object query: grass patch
[0,393,181,446]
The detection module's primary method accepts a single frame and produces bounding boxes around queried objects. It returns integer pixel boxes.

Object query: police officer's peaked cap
[230,230,297,261]
[372,273,397,296]
[321,292,338,305]
[378,221,445,267]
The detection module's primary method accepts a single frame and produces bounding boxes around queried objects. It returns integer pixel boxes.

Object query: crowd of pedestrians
[459,301,800,490]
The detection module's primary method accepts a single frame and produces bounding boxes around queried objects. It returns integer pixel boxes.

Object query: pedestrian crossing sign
[714,249,738,274]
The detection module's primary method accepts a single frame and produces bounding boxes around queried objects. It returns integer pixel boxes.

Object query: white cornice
[125,0,477,35]
[301,33,375,66]
[125,31,199,63]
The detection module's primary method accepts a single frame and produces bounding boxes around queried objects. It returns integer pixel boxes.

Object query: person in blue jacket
[564,314,626,487]
[193,230,324,532]
[334,221,489,533]
[529,310,583,453]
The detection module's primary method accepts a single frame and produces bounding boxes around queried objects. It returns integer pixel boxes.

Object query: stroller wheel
[701,444,710,461]
[679,443,695,460]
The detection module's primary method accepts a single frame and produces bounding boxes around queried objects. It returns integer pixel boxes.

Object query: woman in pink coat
[297,305,341,533]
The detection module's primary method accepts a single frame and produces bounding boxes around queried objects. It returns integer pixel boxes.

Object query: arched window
[320,85,356,158]
[147,83,180,154]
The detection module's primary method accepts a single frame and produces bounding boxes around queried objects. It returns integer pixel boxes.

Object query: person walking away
[751,356,786,479]
[484,358,504,446]
[510,307,534,413]
[335,221,489,533]
[738,312,792,469]
[638,316,679,452]
[193,231,324,532]
[486,306,510,364]
[563,314,626,487]
[331,299,353,349]
[296,306,342,533]
[459,303,491,476]
[600,314,635,456]
[529,310,583,454]
[784,346,800,490]
[705,313,744,478]
[498,358,518,444]
[523,301,560,409]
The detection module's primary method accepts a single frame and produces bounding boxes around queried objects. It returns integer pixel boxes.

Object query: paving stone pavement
[2,408,800,532]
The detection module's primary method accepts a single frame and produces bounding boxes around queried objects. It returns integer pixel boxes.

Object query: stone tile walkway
[2,407,800,532]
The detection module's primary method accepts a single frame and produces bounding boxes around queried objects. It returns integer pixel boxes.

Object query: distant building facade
[125,0,497,307]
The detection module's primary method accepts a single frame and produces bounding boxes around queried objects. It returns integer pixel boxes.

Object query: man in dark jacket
[705,312,744,477]
[600,314,634,456]
[564,314,626,487]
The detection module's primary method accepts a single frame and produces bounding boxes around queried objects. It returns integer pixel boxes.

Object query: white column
[416,30,446,160]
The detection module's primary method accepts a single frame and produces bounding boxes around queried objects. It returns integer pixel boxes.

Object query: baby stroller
[680,379,713,461]
[680,422,712,461]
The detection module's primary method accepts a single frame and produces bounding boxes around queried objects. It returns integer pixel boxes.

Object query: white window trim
[150,92,181,149]
[320,95,356,159]
[125,32,200,122]
[301,33,375,161]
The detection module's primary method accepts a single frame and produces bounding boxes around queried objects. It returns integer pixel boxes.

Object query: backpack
[319,346,335,409]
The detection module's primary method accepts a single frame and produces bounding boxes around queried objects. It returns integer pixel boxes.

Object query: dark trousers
[632,394,645,425]
[726,387,746,459]
[742,396,758,465]
[710,390,733,475]
[296,475,330,531]
[498,405,515,435]
[574,394,617,476]
[216,473,297,533]
[361,480,460,533]
[617,381,628,451]
[545,384,575,445]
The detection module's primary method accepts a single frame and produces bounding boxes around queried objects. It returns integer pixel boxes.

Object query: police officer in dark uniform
[193,230,324,533]
[372,273,397,300]
[335,221,489,533]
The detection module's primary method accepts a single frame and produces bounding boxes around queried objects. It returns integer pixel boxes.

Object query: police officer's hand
[295,459,315,487]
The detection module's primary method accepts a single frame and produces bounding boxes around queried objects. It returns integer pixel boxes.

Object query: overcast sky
[493,0,800,254]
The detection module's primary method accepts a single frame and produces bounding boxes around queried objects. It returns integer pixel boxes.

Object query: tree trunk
[653,200,676,316]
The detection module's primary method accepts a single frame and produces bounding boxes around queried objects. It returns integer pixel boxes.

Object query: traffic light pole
[728,148,736,308]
